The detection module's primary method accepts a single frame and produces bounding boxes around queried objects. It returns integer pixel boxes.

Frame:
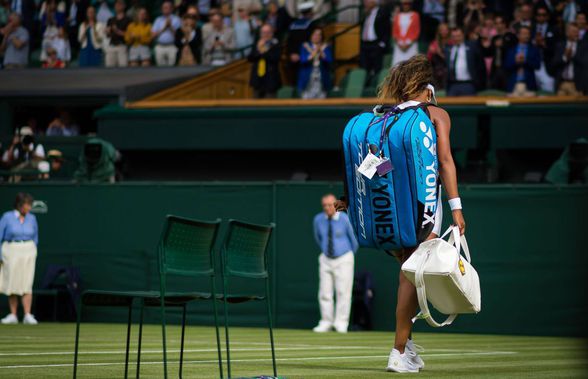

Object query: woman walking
[0,192,40,325]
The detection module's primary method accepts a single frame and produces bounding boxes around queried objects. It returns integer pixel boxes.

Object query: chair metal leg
[265,279,277,377]
[124,303,133,379]
[136,300,144,379]
[222,278,231,378]
[211,279,224,379]
[179,304,187,379]
[160,296,168,379]
[73,302,83,379]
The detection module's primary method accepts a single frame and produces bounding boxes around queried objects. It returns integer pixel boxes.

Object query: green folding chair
[219,220,276,378]
[73,216,224,379]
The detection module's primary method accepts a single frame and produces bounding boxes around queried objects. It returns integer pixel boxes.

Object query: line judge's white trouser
[318,252,354,330]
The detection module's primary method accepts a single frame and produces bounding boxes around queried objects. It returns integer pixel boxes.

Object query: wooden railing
[141,59,253,101]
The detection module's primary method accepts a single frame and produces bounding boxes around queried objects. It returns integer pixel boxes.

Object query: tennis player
[337,55,466,373]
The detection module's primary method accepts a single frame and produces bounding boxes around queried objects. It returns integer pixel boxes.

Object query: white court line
[0,351,517,369]
[0,346,471,357]
[0,345,399,357]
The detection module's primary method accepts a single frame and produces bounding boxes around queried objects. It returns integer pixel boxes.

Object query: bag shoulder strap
[411,225,462,328]
[412,249,458,327]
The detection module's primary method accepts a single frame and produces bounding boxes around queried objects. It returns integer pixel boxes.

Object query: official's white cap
[298,1,315,12]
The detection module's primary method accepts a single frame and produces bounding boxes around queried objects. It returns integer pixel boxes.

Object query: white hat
[298,1,315,12]
[19,126,33,136]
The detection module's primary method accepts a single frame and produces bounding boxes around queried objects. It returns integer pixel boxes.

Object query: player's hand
[452,209,466,235]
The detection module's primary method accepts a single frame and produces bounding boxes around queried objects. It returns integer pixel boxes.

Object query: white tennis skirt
[0,241,37,296]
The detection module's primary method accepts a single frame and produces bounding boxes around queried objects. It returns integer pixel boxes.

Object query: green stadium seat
[29,48,42,68]
[478,89,507,96]
[219,220,277,379]
[328,71,350,98]
[537,90,555,96]
[73,216,224,379]
[362,68,389,97]
[383,53,392,68]
[277,85,295,99]
[344,68,367,98]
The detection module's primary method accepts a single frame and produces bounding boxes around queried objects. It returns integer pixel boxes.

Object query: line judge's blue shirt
[313,211,359,258]
[0,210,39,245]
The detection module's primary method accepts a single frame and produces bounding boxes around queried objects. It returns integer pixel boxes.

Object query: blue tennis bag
[342,103,440,251]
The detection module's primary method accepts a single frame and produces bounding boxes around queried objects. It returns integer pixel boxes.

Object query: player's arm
[429,106,466,235]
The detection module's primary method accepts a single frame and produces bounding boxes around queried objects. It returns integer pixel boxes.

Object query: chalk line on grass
[0,351,518,369]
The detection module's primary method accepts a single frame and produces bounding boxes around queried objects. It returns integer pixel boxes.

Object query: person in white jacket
[78,6,106,67]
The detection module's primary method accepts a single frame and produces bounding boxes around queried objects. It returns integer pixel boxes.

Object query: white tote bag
[401,226,481,327]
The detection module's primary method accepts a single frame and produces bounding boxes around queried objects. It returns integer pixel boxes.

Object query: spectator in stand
[185,5,203,28]
[463,0,485,28]
[105,0,130,67]
[125,7,151,66]
[175,13,201,65]
[233,0,261,19]
[9,0,35,35]
[359,0,390,85]
[533,6,557,93]
[40,11,60,62]
[1,127,46,170]
[78,6,105,67]
[46,113,79,136]
[40,0,67,33]
[262,1,285,38]
[445,27,486,95]
[552,22,587,95]
[42,46,65,67]
[298,27,332,99]
[125,0,141,20]
[95,0,113,24]
[152,0,181,66]
[202,12,234,66]
[392,0,420,66]
[486,14,516,91]
[220,2,232,27]
[286,2,316,85]
[505,26,541,96]
[51,28,72,64]
[0,13,29,69]
[285,0,330,20]
[196,0,215,23]
[233,7,257,57]
[66,0,90,53]
[421,0,445,41]
[201,7,218,40]
[512,3,533,32]
[562,0,584,24]
[427,22,450,89]
[577,11,587,42]
[248,23,281,98]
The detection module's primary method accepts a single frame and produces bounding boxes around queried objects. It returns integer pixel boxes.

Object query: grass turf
[0,323,586,378]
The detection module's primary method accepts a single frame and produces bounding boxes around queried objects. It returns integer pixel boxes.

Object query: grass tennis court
[0,323,586,378]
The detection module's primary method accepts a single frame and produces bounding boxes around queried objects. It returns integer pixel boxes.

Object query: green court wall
[0,183,586,337]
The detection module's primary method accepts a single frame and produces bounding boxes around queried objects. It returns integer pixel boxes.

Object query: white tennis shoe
[406,339,425,369]
[312,321,332,333]
[1,313,18,324]
[23,314,38,325]
[386,348,420,373]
